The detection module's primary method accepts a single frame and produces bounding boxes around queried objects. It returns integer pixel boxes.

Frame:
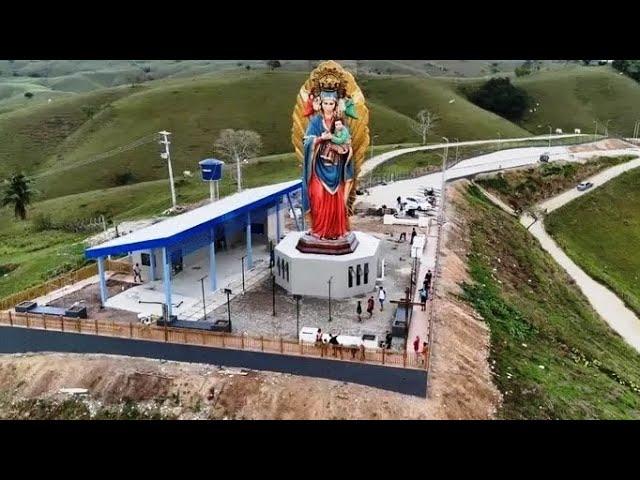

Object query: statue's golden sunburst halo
[291,60,370,215]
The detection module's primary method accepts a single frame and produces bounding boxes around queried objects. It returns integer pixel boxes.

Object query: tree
[82,104,98,119]
[2,174,34,220]
[213,129,262,192]
[515,65,531,77]
[266,60,281,71]
[469,77,530,121]
[24,92,33,98]
[410,109,439,145]
[489,62,500,74]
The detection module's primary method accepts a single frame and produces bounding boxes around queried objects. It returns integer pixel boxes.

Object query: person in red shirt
[413,335,420,360]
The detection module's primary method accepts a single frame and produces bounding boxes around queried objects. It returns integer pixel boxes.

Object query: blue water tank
[198,158,224,181]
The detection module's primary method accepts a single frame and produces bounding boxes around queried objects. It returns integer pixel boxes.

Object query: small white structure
[574,128,581,134]
[555,128,563,134]
[274,231,380,299]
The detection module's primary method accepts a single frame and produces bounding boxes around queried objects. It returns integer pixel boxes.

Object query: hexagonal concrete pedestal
[274,231,380,299]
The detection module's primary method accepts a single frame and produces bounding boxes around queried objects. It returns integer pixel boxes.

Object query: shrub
[515,65,531,77]
[468,77,531,121]
[24,92,33,98]
[32,213,55,231]
[112,171,136,186]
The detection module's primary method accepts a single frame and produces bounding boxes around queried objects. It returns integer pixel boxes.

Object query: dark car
[539,152,550,163]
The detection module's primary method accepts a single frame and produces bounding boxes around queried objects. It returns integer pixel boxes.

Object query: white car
[404,196,432,212]
[577,181,594,191]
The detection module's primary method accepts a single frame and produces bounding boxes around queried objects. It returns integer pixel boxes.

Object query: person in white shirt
[378,287,386,311]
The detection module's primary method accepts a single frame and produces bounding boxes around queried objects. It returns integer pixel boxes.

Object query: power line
[32,133,160,180]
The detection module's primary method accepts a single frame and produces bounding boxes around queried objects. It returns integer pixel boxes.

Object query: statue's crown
[311,63,346,94]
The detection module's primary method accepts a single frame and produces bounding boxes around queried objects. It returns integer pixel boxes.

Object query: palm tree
[2,174,33,220]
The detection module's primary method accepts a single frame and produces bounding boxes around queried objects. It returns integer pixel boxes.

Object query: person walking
[385,330,393,350]
[315,328,323,345]
[410,227,417,245]
[421,341,428,366]
[413,335,421,361]
[133,263,142,283]
[424,269,433,289]
[356,301,363,322]
[378,286,386,311]
[366,296,375,318]
[420,287,427,311]
[397,196,403,213]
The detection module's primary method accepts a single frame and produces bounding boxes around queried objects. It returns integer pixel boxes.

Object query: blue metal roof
[85,180,301,259]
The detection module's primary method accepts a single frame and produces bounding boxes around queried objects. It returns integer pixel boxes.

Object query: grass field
[546,167,640,316]
[459,184,640,419]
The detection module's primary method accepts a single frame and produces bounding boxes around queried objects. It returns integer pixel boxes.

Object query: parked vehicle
[404,196,431,212]
[539,152,550,163]
[577,181,594,191]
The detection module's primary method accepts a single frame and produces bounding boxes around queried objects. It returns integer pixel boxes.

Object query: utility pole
[224,288,232,332]
[547,125,552,149]
[235,155,244,193]
[159,130,177,208]
[593,120,598,142]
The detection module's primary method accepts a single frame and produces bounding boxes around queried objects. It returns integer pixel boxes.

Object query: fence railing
[0,259,131,311]
[0,310,427,371]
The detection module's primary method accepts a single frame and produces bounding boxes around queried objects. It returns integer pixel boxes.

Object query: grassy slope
[514,67,640,137]
[459,184,640,419]
[546,168,640,316]
[360,76,530,141]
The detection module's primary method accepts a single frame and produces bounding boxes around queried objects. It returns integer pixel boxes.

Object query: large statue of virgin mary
[291,61,370,254]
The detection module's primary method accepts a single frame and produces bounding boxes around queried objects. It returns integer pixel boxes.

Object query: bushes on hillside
[612,60,640,82]
[468,77,531,121]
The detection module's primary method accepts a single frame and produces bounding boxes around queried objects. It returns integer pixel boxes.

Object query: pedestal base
[274,231,380,299]
[295,231,359,255]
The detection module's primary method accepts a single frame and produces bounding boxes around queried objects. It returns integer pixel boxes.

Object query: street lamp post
[593,120,599,141]
[453,138,459,163]
[272,272,276,317]
[199,275,208,321]
[370,134,379,160]
[440,137,449,226]
[604,120,612,137]
[293,294,301,339]
[327,276,333,322]
[547,125,552,148]
[241,255,246,293]
[223,288,232,332]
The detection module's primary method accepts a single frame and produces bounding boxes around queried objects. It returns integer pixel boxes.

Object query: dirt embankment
[425,183,501,419]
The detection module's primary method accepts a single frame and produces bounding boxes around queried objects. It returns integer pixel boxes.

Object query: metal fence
[0,310,427,371]
[0,259,131,311]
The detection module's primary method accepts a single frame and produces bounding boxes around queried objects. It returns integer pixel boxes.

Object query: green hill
[0,69,537,200]
[514,67,640,137]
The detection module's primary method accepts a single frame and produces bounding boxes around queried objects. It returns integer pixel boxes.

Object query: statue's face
[321,98,336,114]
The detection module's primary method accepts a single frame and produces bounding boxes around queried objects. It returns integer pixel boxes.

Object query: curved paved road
[360,134,589,176]
[522,158,640,351]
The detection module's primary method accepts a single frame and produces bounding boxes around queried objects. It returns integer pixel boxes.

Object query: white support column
[97,257,108,305]
[246,211,253,269]
[275,197,281,241]
[210,228,217,291]
[149,249,156,281]
[162,247,172,318]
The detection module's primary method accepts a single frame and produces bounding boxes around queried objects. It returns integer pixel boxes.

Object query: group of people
[398,227,418,245]
[413,335,429,365]
[355,289,385,322]
[419,269,433,311]
[314,328,366,360]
